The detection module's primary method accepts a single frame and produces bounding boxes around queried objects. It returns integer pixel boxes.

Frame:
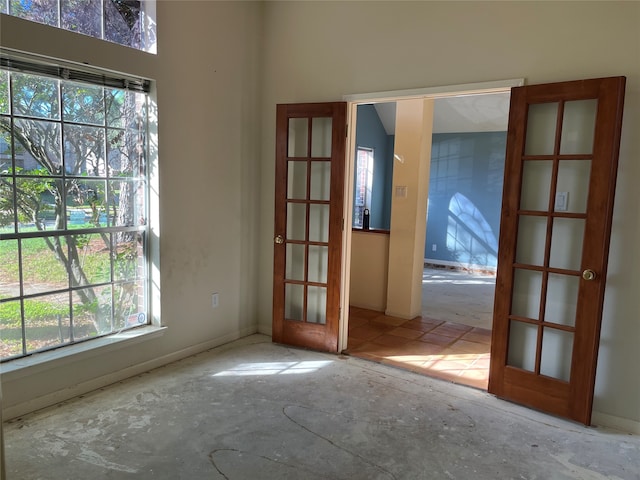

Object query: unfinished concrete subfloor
[5,335,639,479]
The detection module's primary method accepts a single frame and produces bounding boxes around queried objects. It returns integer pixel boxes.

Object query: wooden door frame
[338,79,524,352]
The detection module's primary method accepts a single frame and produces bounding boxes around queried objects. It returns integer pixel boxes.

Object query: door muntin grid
[507,98,597,381]
[284,117,332,324]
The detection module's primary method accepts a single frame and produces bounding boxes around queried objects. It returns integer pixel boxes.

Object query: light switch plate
[555,192,569,211]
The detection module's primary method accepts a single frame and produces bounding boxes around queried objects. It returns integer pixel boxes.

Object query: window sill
[1,325,167,381]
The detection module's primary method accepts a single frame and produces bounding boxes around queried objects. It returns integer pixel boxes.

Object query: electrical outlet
[432,244,437,252]
[212,293,219,309]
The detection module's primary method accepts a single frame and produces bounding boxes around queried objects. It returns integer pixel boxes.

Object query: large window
[0,0,156,53]
[0,63,150,360]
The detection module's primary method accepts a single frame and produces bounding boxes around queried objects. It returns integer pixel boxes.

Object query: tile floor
[345,306,492,389]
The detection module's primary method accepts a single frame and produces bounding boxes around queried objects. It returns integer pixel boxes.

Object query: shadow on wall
[446,192,498,268]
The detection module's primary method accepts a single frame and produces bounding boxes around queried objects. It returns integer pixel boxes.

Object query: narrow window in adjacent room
[354,146,374,228]
[0,61,151,360]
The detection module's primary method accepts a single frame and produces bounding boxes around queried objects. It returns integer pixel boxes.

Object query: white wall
[258,1,640,430]
[1,1,263,416]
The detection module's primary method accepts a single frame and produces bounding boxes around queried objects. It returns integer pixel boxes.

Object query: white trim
[1,326,166,378]
[592,411,640,435]
[2,326,257,421]
[343,78,524,104]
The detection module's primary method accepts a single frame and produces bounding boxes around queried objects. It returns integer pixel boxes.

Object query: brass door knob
[274,234,284,245]
[582,269,596,281]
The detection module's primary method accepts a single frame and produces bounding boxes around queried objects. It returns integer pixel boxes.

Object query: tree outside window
[0,67,149,360]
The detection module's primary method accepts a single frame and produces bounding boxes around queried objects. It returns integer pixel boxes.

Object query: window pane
[114,281,146,329]
[114,233,144,281]
[16,177,63,232]
[12,73,60,120]
[0,71,9,114]
[285,243,305,281]
[105,0,143,49]
[25,292,71,353]
[66,179,108,228]
[62,82,105,125]
[0,239,20,295]
[0,127,11,171]
[310,161,330,201]
[64,124,106,176]
[14,119,62,174]
[61,0,102,38]
[9,0,58,26]
[21,237,69,295]
[108,128,144,177]
[0,178,16,232]
[73,285,112,337]
[66,234,111,286]
[0,299,24,358]
[109,179,145,227]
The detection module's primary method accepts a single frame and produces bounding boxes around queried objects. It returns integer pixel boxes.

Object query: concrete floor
[422,267,496,330]
[5,335,639,479]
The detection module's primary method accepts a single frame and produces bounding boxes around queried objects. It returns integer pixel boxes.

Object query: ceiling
[373,92,511,135]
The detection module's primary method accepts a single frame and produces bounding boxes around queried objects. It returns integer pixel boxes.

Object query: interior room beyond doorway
[347,87,510,389]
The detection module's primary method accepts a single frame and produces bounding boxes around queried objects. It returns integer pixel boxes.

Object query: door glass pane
[556,160,591,214]
[309,161,331,201]
[308,245,328,284]
[525,103,558,155]
[560,99,597,155]
[288,118,308,157]
[306,285,326,324]
[286,243,305,281]
[520,161,552,211]
[507,320,537,372]
[545,273,579,327]
[311,117,332,158]
[309,204,329,242]
[511,269,542,320]
[516,216,547,266]
[549,218,585,271]
[285,283,304,322]
[287,161,307,200]
[286,203,306,241]
[540,328,574,381]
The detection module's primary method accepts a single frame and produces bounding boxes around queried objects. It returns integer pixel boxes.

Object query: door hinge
[342,218,345,231]
[346,124,348,137]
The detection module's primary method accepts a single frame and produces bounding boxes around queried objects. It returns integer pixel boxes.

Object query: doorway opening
[342,83,516,390]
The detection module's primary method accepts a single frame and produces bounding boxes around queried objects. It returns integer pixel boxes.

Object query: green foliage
[0,297,69,325]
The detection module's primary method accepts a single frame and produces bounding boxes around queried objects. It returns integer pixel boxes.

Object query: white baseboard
[3,326,257,421]
[592,411,640,435]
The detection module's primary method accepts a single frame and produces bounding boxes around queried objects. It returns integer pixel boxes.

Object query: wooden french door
[488,77,626,425]
[272,102,347,352]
